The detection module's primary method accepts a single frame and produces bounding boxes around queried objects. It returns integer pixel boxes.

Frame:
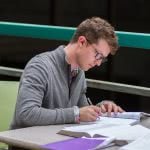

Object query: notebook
[42,136,115,150]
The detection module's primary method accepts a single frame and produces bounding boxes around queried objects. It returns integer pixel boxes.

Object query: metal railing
[0,22,150,49]
[0,21,150,97]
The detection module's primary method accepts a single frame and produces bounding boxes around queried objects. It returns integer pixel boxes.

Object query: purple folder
[42,137,105,150]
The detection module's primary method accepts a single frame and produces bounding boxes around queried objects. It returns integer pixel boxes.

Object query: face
[76,37,111,71]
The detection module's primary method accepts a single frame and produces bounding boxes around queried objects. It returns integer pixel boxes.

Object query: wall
[0,0,150,111]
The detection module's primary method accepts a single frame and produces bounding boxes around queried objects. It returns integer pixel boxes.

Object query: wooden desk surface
[0,118,150,150]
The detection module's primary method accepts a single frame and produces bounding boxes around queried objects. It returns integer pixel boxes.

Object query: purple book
[42,137,107,150]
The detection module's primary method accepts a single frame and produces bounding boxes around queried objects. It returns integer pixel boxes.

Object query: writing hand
[79,105,101,122]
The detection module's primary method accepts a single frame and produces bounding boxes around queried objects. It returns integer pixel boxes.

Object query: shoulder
[26,45,65,70]
[23,45,66,79]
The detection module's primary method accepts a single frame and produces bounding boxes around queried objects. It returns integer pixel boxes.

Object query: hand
[97,100,124,116]
[79,105,101,122]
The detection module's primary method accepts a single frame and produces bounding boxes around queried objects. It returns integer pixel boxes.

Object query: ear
[78,36,86,47]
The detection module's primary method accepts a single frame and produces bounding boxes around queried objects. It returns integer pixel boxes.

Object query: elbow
[17,107,38,126]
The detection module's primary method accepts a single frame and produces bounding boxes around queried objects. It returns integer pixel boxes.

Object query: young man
[11,17,123,131]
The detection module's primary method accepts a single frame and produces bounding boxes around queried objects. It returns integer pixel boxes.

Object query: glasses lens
[95,52,102,59]
[95,53,107,63]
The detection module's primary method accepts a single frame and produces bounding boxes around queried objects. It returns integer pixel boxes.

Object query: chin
[80,64,90,71]
[84,69,88,71]
[83,67,90,71]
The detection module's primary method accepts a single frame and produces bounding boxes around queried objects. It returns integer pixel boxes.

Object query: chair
[0,81,19,149]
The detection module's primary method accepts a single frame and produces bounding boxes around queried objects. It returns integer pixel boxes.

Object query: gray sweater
[11,45,89,129]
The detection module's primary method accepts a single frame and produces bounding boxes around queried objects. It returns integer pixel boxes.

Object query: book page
[59,118,144,138]
[60,122,118,137]
[92,125,150,141]
[120,132,150,150]
[83,137,116,150]
[87,125,130,138]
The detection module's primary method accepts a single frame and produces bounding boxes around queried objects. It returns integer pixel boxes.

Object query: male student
[10,17,124,131]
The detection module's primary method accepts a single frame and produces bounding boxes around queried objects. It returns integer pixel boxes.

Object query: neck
[64,43,79,69]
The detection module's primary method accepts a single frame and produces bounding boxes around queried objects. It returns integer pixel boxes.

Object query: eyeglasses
[85,38,108,63]
[94,49,108,63]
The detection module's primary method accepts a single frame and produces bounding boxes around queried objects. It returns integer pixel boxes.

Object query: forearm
[16,84,75,126]
[16,105,75,126]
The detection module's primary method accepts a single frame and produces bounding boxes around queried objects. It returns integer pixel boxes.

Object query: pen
[87,97,101,120]
[87,97,93,105]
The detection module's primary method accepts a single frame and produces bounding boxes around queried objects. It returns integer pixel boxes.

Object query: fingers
[107,102,123,115]
[118,106,125,113]
[79,106,101,122]
[107,102,113,116]
[97,100,125,116]
[90,105,101,115]
[99,104,106,113]
[112,103,119,113]
[88,110,99,121]
[111,103,125,113]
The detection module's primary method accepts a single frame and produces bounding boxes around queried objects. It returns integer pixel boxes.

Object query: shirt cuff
[73,106,80,123]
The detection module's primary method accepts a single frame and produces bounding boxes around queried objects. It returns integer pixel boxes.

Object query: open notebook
[58,124,150,145]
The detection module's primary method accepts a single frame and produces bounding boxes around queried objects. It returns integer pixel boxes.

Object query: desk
[0,118,150,150]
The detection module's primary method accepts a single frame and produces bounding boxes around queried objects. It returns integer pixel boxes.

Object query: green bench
[0,81,19,149]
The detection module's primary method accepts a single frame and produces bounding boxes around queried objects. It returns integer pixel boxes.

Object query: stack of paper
[101,112,150,120]
[96,116,139,125]
[120,132,150,150]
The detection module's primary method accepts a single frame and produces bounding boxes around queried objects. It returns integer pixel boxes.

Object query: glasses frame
[86,38,108,63]
[94,49,108,63]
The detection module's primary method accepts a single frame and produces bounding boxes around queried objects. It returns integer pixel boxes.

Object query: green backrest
[0,81,19,148]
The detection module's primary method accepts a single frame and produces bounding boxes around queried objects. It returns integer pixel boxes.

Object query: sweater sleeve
[15,56,75,127]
